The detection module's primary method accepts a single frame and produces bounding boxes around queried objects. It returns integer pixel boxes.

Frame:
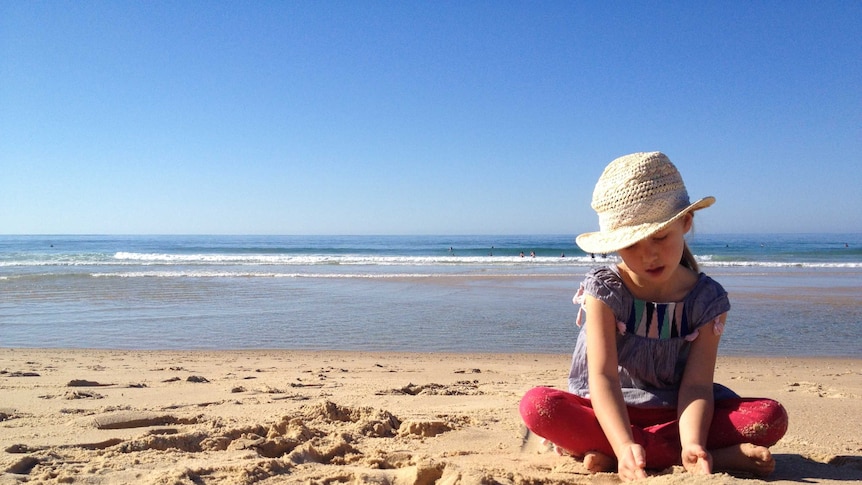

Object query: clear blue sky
[2,1,860,235]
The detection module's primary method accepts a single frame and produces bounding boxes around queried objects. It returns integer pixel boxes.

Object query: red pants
[520,387,788,470]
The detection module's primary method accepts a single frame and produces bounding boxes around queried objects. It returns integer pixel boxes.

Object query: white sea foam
[701,261,862,269]
[92,271,439,279]
[3,251,858,269]
[111,252,591,266]
[90,271,581,279]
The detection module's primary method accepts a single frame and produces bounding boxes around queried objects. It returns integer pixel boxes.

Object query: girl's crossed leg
[519,387,787,475]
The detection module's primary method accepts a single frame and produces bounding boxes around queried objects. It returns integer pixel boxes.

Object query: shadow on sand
[769,454,862,482]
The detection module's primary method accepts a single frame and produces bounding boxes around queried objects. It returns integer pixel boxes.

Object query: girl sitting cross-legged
[519,152,788,481]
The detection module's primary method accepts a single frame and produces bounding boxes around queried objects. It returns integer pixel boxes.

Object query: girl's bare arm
[585,296,647,480]
[678,312,726,474]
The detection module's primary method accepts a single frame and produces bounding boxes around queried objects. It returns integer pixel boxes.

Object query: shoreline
[7,348,858,362]
[2,349,861,483]
[3,346,860,360]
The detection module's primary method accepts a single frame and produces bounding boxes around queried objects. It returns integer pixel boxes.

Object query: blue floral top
[567,265,736,408]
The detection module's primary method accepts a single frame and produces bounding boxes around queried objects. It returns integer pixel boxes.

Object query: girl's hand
[616,443,648,481]
[682,444,713,475]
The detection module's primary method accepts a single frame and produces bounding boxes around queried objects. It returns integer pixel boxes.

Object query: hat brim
[576,196,715,255]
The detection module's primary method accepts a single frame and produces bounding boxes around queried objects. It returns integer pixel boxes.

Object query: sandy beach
[1,349,860,484]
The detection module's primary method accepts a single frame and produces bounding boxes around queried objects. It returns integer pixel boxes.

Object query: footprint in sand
[377,381,483,396]
[786,381,857,398]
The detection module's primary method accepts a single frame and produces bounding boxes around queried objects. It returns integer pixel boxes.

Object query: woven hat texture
[575,152,714,254]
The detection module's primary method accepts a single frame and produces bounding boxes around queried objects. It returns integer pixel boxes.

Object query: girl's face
[617,214,692,287]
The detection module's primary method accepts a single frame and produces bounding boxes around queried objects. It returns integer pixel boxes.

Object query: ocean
[1,234,860,357]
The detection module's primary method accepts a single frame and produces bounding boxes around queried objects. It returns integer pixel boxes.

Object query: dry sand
[1,349,860,484]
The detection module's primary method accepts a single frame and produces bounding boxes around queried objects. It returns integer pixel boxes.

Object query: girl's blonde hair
[681,243,699,273]
[681,212,699,272]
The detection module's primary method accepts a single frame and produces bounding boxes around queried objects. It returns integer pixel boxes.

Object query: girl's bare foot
[583,451,616,474]
[712,443,775,477]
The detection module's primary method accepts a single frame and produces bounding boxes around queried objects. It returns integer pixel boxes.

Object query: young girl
[520,152,787,480]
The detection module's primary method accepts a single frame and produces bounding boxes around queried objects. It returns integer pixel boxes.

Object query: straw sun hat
[575,151,714,255]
